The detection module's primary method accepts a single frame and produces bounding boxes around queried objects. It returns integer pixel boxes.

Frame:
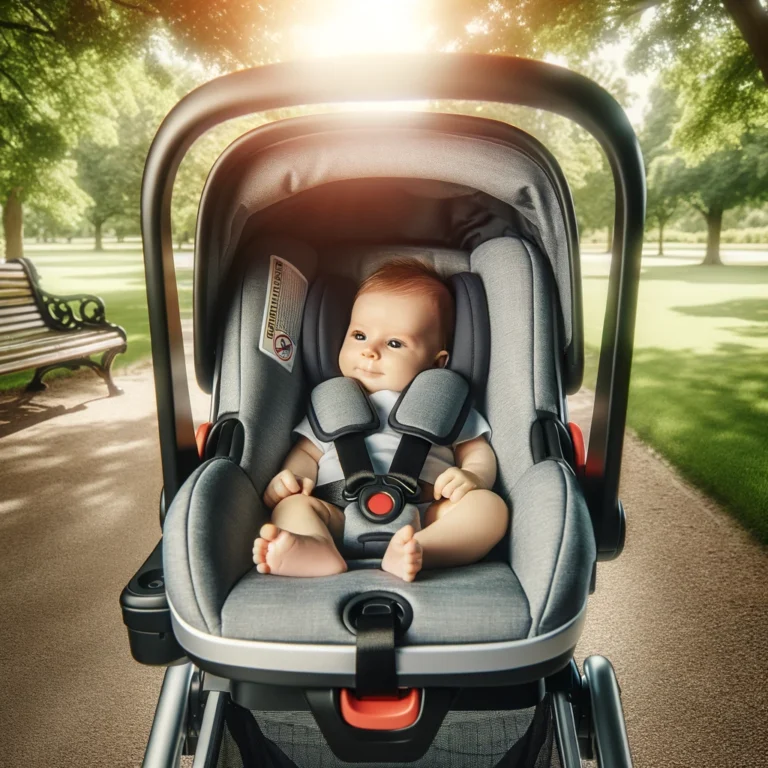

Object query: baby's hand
[433,468,481,503]
[263,469,315,509]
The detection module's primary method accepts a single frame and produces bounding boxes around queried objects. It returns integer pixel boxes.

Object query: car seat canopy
[194,113,582,395]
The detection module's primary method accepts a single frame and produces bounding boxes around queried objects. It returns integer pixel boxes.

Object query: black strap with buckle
[355,599,398,697]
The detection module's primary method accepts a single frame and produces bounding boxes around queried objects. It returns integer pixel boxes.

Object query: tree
[445,1,768,154]
[646,154,683,256]
[572,162,615,251]
[670,132,768,264]
[640,85,683,256]
[24,160,92,242]
[0,2,154,260]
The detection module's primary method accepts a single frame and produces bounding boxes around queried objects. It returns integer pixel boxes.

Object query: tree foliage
[74,58,180,249]
[0,1,156,258]
[446,1,768,155]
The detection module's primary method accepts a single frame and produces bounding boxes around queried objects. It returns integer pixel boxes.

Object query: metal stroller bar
[143,662,195,767]
[140,53,644,558]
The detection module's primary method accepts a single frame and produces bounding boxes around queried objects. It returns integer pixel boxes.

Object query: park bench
[0,258,126,395]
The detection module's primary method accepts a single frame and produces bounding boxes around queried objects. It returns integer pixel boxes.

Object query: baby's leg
[416,490,508,569]
[253,495,347,577]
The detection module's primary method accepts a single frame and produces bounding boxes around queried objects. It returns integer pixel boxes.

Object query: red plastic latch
[367,492,394,516]
[195,422,213,460]
[340,688,421,730]
[568,422,586,476]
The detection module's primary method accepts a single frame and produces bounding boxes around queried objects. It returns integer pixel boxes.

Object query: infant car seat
[122,54,644,768]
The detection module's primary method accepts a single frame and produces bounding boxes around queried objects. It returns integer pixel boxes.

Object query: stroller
[121,53,643,767]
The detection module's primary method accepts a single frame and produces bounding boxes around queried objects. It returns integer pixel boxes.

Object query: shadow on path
[0,391,96,438]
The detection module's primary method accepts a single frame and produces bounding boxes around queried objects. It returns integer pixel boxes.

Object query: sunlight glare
[292,0,433,58]
[291,0,433,111]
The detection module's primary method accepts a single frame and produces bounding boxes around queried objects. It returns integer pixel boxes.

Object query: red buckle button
[340,688,421,730]
[367,492,394,516]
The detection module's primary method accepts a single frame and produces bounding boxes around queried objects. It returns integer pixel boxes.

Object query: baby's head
[339,259,454,393]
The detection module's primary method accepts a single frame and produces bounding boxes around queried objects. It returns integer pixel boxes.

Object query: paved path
[0,363,766,767]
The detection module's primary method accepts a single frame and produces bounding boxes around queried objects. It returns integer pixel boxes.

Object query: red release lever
[195,421,213,460]
[340,688,421,730]
[568,422,586,476]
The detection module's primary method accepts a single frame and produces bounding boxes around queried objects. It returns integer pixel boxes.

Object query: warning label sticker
[258,255,308,372]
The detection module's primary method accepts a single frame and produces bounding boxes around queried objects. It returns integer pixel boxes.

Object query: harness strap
[334,432,376,497]
[387,433,433,499]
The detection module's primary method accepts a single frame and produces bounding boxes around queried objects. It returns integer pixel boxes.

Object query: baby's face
[339,290,449,393]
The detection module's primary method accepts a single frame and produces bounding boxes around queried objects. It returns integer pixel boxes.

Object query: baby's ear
[434,350,450,369]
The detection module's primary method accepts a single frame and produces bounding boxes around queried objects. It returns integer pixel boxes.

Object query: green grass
[582,257,768,545]
[0,244,192,391]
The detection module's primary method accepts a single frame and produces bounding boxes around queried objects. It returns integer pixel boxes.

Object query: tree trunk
[2,187,24,262]
[722,0,768,85]
[658,217,665,256]
[606,224,613,254]
[94,220,103,251]
[702,207,723,266]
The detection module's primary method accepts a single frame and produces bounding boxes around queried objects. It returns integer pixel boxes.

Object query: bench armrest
[163,458,268,635]
[508,461,596,636]
[18,257,127,337]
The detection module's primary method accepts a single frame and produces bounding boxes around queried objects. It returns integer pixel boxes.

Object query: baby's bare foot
[381,525,423,582]
[253,523,347,577]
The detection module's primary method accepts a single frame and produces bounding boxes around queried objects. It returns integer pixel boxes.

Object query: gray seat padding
[163,236,596,657]
[221,563,530,644]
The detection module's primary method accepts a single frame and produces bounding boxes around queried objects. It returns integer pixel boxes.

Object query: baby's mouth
[356,367,383,377]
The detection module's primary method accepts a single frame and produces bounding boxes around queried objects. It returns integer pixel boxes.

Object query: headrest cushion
[301,274,358,387]
[447,272,490,391]
[301,269,491,393]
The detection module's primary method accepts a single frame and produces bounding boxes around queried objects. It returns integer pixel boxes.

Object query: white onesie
[293,389,492,488]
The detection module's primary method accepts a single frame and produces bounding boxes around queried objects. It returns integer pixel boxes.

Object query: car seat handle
[142,54,644,555]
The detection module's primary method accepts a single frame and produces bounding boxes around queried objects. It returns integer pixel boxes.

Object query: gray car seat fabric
[215,236,318,495]
[164,457,268,635]
[471,238,562,497]
[221,563,530,644]
[508,461,595,637]
[164,235,593,644]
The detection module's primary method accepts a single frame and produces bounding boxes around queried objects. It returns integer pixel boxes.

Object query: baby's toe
[259,523,281,542]
[253,538,269,563]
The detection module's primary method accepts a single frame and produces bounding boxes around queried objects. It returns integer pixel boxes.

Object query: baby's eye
[353,331,366,341]
[387,339,403,349]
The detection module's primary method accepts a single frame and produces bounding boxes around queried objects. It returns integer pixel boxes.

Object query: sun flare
[291,0,433,59]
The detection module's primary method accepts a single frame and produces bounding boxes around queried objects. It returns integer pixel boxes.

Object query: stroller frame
[125,53,644,767]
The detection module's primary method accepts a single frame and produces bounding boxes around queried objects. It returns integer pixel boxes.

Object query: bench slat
[0,300,38,316]
[0,335,125,375]
[0,318,46,334]
[0,310,41,327]
[0,288,34,300]
[0,327,52,343]
[0,329,118,356]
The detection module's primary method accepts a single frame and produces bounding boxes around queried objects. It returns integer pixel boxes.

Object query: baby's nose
[362,346,379,359]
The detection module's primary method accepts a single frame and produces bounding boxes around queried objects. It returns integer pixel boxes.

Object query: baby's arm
[263,437,323,509]
[433,436,497,502]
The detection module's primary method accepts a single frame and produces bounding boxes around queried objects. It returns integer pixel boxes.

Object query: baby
[253,260,508,582]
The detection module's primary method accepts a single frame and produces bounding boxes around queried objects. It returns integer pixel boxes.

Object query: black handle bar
[140,53,645,558]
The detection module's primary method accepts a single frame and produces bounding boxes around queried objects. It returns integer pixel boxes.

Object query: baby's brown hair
[356,259,455,349]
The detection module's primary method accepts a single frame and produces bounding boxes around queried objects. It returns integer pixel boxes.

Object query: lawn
[581,248,768,544]
[0,242,192,391]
